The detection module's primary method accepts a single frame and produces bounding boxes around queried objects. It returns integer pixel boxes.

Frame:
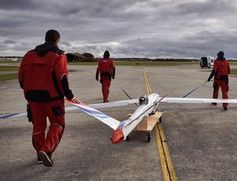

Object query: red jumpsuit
[96,58,115,102]
[212,59,230,109]
[18,43,74,158]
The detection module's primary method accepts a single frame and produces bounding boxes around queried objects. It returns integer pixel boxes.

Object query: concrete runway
[0,64,237,180]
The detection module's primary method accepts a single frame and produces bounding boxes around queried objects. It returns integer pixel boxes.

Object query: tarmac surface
[0,64,237,180]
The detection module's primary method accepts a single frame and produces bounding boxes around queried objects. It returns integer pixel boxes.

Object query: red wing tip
[111,129,124,144]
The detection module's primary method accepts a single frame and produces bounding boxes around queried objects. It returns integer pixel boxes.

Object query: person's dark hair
[103,50,110,59]
[45,29,60,43]
[217,51,225,59]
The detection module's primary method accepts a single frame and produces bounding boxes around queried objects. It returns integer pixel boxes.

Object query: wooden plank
[135,111,162,131]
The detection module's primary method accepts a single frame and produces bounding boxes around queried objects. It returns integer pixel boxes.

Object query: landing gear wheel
[159,117,162,123]
[147,132,151,142]
[126,136,130,142]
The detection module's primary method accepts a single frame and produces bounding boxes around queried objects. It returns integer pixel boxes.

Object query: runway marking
[144,71,177,181]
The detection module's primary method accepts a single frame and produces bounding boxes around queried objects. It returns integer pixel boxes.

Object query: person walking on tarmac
[18,30,79,167]
[207,51,230,110]
[96,50,115,102]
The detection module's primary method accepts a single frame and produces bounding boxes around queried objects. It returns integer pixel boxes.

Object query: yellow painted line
[144,71,152,94]
[155,124,171,181]
[158,124,177,180]
[144,72,177,181]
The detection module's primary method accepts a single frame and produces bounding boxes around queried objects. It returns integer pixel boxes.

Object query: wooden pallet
[125,111,162,142]
[135,111,163,132]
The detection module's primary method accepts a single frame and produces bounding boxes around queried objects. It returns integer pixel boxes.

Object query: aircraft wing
[0,99,139,120]
[66,100,120,130]
[0,112,27,119]
[161,97,237,104]
[66,98,139,111]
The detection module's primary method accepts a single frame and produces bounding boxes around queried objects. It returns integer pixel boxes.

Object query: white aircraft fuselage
[111,93,160,143]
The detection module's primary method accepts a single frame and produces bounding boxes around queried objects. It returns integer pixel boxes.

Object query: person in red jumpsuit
[96,50,115,102]
[207,51,230,110]
[18,30,78,167]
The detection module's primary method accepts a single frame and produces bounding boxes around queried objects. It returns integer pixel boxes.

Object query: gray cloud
[4,40,16,44]
[0,0,38,10]
[0,0,237,58]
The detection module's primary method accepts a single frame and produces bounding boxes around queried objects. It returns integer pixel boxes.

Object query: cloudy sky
[0,0,237,58]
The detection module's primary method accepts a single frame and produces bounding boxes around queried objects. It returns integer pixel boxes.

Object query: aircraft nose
[111,128,124,144]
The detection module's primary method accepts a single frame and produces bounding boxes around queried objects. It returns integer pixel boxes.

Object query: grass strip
[0,73,17,81]
[0,66,19,71]
[231,68,237,76]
